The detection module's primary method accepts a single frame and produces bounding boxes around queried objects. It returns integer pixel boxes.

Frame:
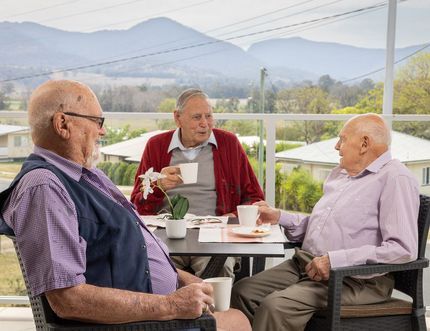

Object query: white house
[275,131,430,195]
[0,124,33,160]
[100,130,166,163]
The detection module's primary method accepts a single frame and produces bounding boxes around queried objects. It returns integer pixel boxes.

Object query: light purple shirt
[279,151,419,269]
[2,146,178,296]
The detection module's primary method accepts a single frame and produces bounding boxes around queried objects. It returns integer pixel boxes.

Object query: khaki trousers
[231,248,394,331]
[171,256,237,279]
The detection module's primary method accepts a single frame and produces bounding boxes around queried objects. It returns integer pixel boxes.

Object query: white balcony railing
[1,111,430,305]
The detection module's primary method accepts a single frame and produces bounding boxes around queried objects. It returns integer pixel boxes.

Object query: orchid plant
[139,167,189,220]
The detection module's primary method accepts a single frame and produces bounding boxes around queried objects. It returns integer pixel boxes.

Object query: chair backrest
[6,235,58,330]
[417,194,430,259]
[393,194,430,300]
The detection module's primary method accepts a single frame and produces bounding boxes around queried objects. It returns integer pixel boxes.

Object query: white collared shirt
[167,128,218,161]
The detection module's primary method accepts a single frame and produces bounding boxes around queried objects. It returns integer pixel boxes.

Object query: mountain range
[0,17,426,87]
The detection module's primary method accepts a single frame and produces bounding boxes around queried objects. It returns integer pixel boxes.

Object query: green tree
[103,125,146,146]
[156,98,176,130]
[113,162,128,185]
[108,162,121,181]
[123,163,139,186]
[283,168,323,213]
[276,86,332,143]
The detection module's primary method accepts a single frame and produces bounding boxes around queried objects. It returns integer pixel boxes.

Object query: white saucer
[231,227,271,238]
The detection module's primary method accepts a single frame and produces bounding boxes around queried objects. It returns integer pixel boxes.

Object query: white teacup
[178,163,198,184]
[203,277,232,312]
[237,205,259,228]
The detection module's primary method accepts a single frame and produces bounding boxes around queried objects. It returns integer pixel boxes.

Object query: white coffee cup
[237,205,259,228]
[203,277,232,312]
[178,163,198,184]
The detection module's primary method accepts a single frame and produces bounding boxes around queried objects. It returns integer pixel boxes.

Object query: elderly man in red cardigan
[131,88,264,278]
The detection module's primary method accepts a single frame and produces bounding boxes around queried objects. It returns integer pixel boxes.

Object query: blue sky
[1,0,429,49]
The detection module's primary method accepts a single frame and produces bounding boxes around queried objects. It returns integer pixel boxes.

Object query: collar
[167,128,218,153]
[33,145,88,182]
[340,150,392,177]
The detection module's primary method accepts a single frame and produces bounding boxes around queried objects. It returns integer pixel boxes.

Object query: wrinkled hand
[253,201,280,225]
[166,283,214,319]
[159,166,182,191]
[305,255,331,281]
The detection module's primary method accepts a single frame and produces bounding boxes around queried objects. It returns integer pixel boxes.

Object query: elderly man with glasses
[0,80,251,330]
[130,88,265,279]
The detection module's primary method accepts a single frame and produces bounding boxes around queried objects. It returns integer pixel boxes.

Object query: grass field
[0,162,22,179]
[0,237,26,297]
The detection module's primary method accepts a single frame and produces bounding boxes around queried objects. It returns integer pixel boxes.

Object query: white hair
[175,88,209,113]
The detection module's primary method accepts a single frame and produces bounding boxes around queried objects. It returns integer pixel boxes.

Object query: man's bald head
[28,80,98,144]
[345,113,391,147]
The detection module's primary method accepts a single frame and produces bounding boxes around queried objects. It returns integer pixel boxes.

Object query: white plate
[231,227,271,238]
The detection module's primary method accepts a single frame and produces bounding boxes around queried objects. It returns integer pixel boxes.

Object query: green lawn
[0,162,22,179]
[0,252,26,296]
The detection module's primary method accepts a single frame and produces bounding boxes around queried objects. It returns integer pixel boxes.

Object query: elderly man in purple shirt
[0,80,250,331]
[231,113,419,331]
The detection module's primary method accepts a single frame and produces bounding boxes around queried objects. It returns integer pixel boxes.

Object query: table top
[154,227,285,257]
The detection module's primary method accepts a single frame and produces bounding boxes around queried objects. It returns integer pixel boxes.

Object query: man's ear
[173,110,181,127]
[360,135,370,154]
[52,112,71,140]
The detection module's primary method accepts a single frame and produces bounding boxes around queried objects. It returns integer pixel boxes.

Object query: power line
[212,0,347,39]
[0,0,80,20]
[341,42,430,84]
[0,3,393,83]
[39,0,145,24]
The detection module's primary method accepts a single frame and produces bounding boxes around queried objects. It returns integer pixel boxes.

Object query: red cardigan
[130,128,265,215]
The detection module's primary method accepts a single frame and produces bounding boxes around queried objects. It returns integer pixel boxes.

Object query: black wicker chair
[305,194,430,331]
[3,233,216,331]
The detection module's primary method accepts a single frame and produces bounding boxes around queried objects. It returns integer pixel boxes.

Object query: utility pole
[258,67,267,186]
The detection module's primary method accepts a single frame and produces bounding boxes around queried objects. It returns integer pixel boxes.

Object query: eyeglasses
[63,112,105,129]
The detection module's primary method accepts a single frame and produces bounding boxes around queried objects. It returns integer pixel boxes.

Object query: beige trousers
[231,249,394,331]
[171,255,237,279]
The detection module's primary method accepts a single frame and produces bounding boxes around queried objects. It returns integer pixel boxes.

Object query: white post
[382,0,397,128]
[265,117,276,206]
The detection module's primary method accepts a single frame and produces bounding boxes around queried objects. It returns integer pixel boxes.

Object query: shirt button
[141,244,146,249]
[145,270,149,275]
[136,221,139,226]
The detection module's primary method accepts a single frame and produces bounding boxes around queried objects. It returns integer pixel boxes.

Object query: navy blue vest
[0,154,152,293]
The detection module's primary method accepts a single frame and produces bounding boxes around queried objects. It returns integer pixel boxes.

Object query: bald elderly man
[0,80,250,331]
[231,113,420,331]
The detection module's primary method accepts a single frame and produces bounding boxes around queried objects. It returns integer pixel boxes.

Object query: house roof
[275,131,430,165]
[100,130,166,162]
[0,124,29,136]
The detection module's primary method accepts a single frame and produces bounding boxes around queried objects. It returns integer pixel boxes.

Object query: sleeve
[279,211,310,242]
[328,174,419,268]
[6,170,87,296]
[130,139,166,215]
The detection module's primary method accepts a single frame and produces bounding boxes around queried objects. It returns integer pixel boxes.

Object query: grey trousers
[231,248,394,331]
[171,255,237,279]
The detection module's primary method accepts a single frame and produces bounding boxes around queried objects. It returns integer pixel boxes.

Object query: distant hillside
[247,37,425,80]
[0,19,426,87]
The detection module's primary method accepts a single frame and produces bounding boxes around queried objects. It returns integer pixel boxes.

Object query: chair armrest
[324,258,429,331]
[329,259,429,279]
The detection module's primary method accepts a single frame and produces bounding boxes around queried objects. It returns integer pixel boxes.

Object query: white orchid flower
[138,167,166,200]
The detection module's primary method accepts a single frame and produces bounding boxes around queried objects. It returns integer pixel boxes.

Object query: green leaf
[171,194,189,219]
[170,194,180,206]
